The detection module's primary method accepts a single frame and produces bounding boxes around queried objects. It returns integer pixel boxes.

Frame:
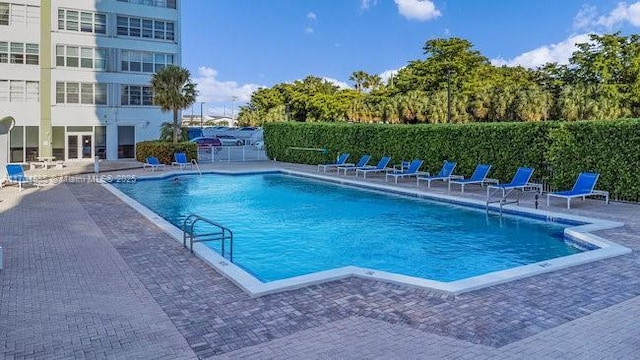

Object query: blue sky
[181,0,640,116]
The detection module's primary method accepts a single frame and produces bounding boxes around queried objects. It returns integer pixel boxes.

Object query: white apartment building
[0,0,180,163]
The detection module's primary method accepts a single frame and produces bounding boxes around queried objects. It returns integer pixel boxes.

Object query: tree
[159,122,188,141]
[151,65,198,143]
[349,71,369,92]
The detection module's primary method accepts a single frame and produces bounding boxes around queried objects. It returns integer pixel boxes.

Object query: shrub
[136,141,197,164]
[264,122,556,181]
[547,119,640,200]
[264,120,640,200]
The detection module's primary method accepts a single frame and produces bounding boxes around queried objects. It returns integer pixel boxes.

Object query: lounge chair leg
[567,199,571,209]
[546,195,550,207]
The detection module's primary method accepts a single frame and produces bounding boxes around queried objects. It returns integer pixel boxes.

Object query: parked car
[213,134,244,146]
[190,137,222,147]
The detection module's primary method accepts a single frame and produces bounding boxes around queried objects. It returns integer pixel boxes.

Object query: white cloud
[597,1,640,27]
[361,0,378,10]
[305,26,314,34]
[205,106,233,117]
[379,68,402,84]
[307,12,317,20]
[394,0,441,21]
[323,77,351,89]
[194,66,262,103]
[573,5,598,30]
[490,34,592,68]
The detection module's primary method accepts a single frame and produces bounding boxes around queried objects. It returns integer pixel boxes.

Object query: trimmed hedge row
[547,120,640,200]
[264,120,640,200]
[136,141,197,165]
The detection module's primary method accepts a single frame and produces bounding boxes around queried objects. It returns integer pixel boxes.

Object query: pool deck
[1,161,639,359]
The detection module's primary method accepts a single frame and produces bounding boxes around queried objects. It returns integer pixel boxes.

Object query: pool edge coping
[101,168,631,297]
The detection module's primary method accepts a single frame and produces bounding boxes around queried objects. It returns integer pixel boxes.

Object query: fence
[197,145,269,163]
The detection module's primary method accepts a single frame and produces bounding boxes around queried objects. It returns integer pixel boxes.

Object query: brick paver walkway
[1,164,639,359]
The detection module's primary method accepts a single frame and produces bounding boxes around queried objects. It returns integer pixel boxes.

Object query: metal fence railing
[197,145,269,163]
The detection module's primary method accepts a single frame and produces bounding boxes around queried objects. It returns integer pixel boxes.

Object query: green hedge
[547,120,640,200]
[264,120,640,200]
[265,122,556,182]
[136,141,197,165]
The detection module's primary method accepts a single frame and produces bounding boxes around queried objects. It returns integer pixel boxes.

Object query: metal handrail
[182,214,233,262]
[486,183,543,216]
[190,159,202,176]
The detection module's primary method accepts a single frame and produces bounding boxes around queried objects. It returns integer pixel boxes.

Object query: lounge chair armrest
[483,178,500,185]
[449,175,464,180]
[592,190,610,203]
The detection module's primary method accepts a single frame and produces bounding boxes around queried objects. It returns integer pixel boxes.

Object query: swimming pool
[115,173,589,284]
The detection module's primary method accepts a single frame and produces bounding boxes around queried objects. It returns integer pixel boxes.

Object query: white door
[67,133,94,160]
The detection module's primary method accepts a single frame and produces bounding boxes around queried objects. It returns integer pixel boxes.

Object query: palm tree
[349,70,369,92]
[151,65,198,143]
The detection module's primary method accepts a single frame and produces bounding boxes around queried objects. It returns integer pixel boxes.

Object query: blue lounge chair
[486,167,536,197]
[416,160,457,188]
[4,164,33,191]
[385,159,425,183]
[337,154,372,175]
[448,164,492,193]
[547,172,609,209]
[318,153,350,173]
[172,152,193,170]
[355,156,392,178]
[143,156,166,171]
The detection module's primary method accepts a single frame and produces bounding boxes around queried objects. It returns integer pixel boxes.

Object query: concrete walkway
[0,161,639,359]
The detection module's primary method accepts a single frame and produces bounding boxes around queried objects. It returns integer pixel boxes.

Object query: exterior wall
[0,0,181,163]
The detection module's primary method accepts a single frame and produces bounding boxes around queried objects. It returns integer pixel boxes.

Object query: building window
[0,80,39,102]
[9,125,23,162]
[0,3,8,25]
[0,80,7,101]
[116,15,175,41]
[0,41,38,65]
[95,126,107,159]
[58,9,106,34]
[0,3,39,26]
[8,126,39,162]
[56,45,106,70]
[0,42,7,63]
[25,43,38,64]
[121,85,153,106]
[56,82,107,105]
[1,42,38,65]
[26,81,38,101]
[121,50,174,73]
[116,0,176,9]
[118,126,135,159]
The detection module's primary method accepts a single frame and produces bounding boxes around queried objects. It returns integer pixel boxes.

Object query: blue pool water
[115,173,583,282]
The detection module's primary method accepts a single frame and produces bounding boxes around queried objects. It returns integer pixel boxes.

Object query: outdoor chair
[486,167,536,197]
[172,152,193,170]
[4,164,33,191]
[385,159,425,183]
[355,156,392,178]
[143,156,166,171]
[448,164,493,193]
[337,154,372,175]
[547,172,609,209]
[318,153,350,173]
[416,160,458,188]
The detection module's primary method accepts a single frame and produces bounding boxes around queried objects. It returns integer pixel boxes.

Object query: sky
[180,0,640,117]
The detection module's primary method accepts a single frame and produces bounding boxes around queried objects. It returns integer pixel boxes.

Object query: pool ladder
[191,159,202,176]
[486,184,543,217]
[183,214,233,262]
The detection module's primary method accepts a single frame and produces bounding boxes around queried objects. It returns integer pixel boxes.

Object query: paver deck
[1,161,639,359]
